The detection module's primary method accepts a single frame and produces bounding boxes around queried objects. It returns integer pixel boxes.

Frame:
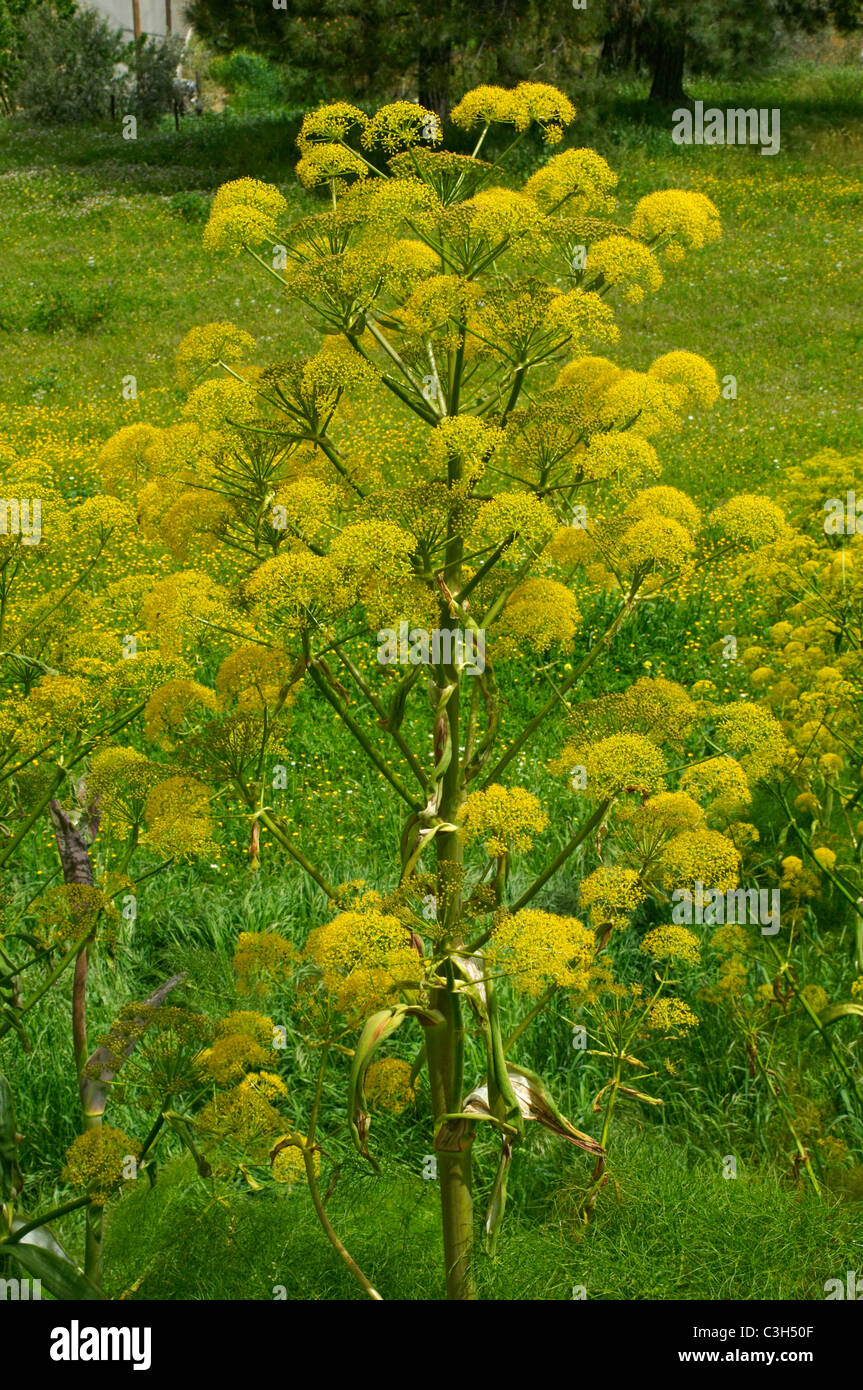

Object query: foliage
[121,34,185,127]
[12,4,120,124]
[210,49,288,114]
[597,0,863,99]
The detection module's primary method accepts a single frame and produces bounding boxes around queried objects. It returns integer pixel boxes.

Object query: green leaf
[4,1240,103,1300]
[348,1005,443,1166]
[819,1001,863,1027]
[618,1084,663,1106]
[0,1072,22,1202]
[10,1215,72,1259]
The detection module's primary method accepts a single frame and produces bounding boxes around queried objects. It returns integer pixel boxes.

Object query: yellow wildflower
[63,1126,140,1205]
[459,784,548,857]
[640,925,701,966]
[365,1058,416,1113]
[487,910,595,997]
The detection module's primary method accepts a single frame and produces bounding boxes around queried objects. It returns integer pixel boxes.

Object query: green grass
[92,1130,862,1300]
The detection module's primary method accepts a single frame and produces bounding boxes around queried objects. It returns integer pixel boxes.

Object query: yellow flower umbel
[175,322,256,390]
[640,925,701,967]
[361,101,441,153]
[458,784,548,858]
[238,1071,288,1102]
[364,1057,416,1113]
[524,147,617,214]
[35,883,107,949]
[587,236,662,304]
[297,143,370,189]
[495,578,581,659]
[143,678,218,750]
[715,703,790,781]
[299,101,368,146]
[272,1137,320,1186]
[233,932,297,997]
[197,1033,269,1085]
[645,998,699,1036]
[543,287,619,353]
[217,1011,276,1046]
[195,1010,276,1084]
[85,746,161,835]
[215,644,295,714]
[648,351,719,410]
[627,791,706,841]
[304,909,422,1022]
[630,190,721,262]
[144,776,216,859]
[196,1085,284,1146]
[63,1127,140,1206]
[660,829,740,893]
[710,494,787,549]
[97,422,161,496]
[203,178,287,253]
[450,82,576,145]
[581,733,668,802]
[487,909,595,997]
[680,756,751,823]
[579,865,646,930]
[813,846,837,871]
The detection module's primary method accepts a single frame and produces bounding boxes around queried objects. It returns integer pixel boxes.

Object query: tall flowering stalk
[107,84,728,1301]
[51,83,780,1299]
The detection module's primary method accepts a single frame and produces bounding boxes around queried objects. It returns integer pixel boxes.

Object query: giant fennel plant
[1,84,806,1300]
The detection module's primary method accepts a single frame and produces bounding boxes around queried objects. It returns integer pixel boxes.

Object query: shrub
[27,283,115,333]
[166,190,211,223]
[210,49,287,113]
[119,34,185,126]
[13,5,120,124]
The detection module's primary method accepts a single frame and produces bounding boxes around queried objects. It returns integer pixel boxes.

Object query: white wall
[85,0,192,40]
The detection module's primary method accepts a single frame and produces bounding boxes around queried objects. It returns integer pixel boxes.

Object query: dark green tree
[186,0,583,118]
[12,3,120,123]
[0,0,76,113]
[595,0,863,104]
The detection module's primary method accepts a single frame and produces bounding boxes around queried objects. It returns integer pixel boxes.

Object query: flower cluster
[458,784,548,858]
[63,1126,140,1205]
[304,909,422,1022]
[579,866,645,930]
[487,909,596,997]
[364,1057,416,1113]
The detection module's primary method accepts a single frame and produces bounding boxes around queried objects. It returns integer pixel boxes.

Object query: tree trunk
[648,30,687,105]
[600,6,637,73]
[418,38,452,122]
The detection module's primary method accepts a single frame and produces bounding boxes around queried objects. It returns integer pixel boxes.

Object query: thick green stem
[427,571,476,1296]
[426,981,475,1301]
[81,1112,104,1287]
